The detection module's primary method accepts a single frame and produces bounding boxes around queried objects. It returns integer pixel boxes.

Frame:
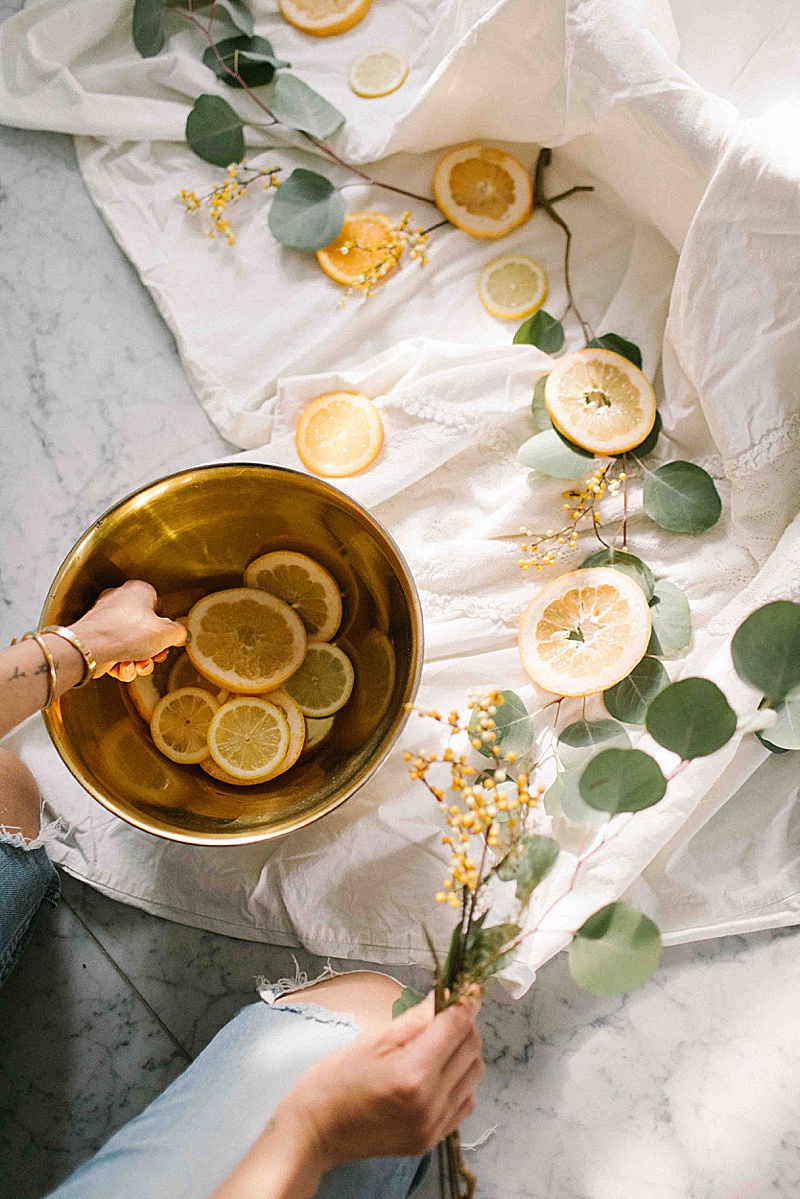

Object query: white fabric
[3,0,800,992]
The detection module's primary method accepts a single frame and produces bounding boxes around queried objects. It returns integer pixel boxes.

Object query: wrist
[68,617,119,669]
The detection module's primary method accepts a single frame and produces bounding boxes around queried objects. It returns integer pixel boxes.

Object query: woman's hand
[70,580,187,681]
[279,992,483,1166]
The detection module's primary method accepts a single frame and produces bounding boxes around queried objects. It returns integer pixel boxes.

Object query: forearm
[0,636,86,740]
[210,1113,326,1199]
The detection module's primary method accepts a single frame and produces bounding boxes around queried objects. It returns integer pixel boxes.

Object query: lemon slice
[317,212,400,290]
[478,255,547,320]
[278,0,371,36]
[283,643,355,716]
[207,696,290,780]
[296,391,384,478]
[244,551,342,643]
[200,690,305,786]
[349,48,408,97]
[186,588,307,694]
[150,687,220,764]
[518,568,651,697]
[433,144,533,239]
[544,348,656,456]
[168,651,230,703]
[303,715,335,753]
[128,653,173,722]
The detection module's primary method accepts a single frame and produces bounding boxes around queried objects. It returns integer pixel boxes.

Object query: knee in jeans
[0,749,42,840]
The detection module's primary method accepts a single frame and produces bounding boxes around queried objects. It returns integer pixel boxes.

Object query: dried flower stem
[533,148,594,341]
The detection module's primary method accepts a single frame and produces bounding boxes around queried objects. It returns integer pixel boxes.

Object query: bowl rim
[40,461,424,846]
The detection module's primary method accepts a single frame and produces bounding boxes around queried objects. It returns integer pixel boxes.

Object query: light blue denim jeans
[47,998,430,1199]
[0,838,60,989]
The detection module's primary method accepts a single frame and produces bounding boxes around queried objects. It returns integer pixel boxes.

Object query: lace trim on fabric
[419,589,520,628]
[724,410,800,478]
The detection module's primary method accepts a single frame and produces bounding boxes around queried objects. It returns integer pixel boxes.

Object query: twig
[533,148,593,341]
[621,452,629,548]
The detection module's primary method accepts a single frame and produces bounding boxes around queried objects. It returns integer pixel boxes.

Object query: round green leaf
[731,601,800,703]
[569,902,662,996]
[468,689,532,759]
[642,461,722,533]
[554,425,594,458]
[645,677,737,759]
[579,747,667,814]
[513,309,565,353]
[265,72,345,139]
[392,985,425,1018]
[212,0,255,35]
[185,94,244,167]
[617,409,661,458]
[202,36,288,88]
[586,333,642,369]
[531,375,552,432]
[558,718,629,768]
[496,834,560,903]
[517,429,592,478]
[579,548,654,599]
[268,168,345,250]
[603,656,668,724]
[551,768,609,828]
[647,578,692,657]
[764,688,800,750]
[132,0,165,57]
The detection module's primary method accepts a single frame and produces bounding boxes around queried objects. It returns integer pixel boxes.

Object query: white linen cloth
[3,0,800,992]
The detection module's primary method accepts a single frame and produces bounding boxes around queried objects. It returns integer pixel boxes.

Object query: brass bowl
[41,464,423,845]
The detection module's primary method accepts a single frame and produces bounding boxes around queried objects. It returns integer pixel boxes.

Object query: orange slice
[244,551,342,643]
[349,48,408,97]
[150,687,220,765]
[207,696,290,780]
[186,588,306,694]
[518,568,651,697]
[282,642,355,716]
[296,391,383,478]
[317,212,400,289]
[478,255,547,320]
[128,653,173,722]
[544,349,656,455]
[199,689,305,785]
[279,0,370,36]
[433,145,533,238]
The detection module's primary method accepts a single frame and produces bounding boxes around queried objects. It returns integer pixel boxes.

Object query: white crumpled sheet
[3,0,800,993]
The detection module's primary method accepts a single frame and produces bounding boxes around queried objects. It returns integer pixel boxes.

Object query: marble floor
[3,28,800,1199]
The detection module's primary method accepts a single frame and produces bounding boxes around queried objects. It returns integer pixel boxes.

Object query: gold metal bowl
[41,463,423,845]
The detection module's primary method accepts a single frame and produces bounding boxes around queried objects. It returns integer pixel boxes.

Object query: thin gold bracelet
[39,625,98,688]
[18,631,58,710]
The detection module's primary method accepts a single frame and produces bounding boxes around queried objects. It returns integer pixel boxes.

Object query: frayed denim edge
[263,1000,359,1032]
[0,814,63,852]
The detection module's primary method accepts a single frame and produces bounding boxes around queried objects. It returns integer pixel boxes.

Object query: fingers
[134,659,154,676]
[163,618,188,648]
[152,649,170,663]
[388,993,436,1047]
[410,995,480,1071]
[439,1091,477,1141]
[439,1023,482,1094]
[112,662,138,683]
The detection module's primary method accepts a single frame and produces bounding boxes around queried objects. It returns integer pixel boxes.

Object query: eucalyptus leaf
[132,0,165,57]
[645,677,737,759]
[579,548,654,599]
[553,767,609,828]
[468,689,532,759]
[518,429,592,478]
[557,718,630,768]
[265,72,345,139]
[212,0,255,35]
[647,579,692,657]
[569,902,662,996]
[531,375,553,432]
[757,731,790,755]
[731,601,800,703]
[579,747,667,814]
[464,921,521,978]
[554,425,594,458]
[497,834,560,903]
[642,461,722,534]
[202,35,288,87]
[513,309,565,353]
[764,688,800,750]
[586,333,642,369]
[185,94,245,167]
[603,656,668,724]
[392,985,426,1018]
[617,409,661,458]
[268,168,345,250]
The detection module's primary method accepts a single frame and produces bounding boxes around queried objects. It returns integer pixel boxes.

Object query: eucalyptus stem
[533,148,594,341]
[621,453,629,548]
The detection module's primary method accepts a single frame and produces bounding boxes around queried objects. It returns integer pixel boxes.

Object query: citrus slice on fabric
[207,696,290,780]
[544,348,656,455]
[432,144,533,238]
[317,212,400,289]
[295,391,384,478]
[478,255,548,320]
[518,568,651,697]
[200,689,305,785]
[282,643,355,716]
[244,551,342,643]
[150,687,220,765]
[128,653,172,722]
[303,715,335,753]
[168,651,230,702]
[278,0,370,36]
[349,48,408,97]
[186,588,307,694]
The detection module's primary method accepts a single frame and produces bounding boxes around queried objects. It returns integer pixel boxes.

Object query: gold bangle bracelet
[19,631,58,710]
[39,625,98,688]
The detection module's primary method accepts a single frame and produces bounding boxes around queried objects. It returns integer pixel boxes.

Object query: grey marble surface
[3,99,800,1199]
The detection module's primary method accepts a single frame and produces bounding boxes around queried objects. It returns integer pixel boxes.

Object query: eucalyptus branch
[533,148,593,341]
